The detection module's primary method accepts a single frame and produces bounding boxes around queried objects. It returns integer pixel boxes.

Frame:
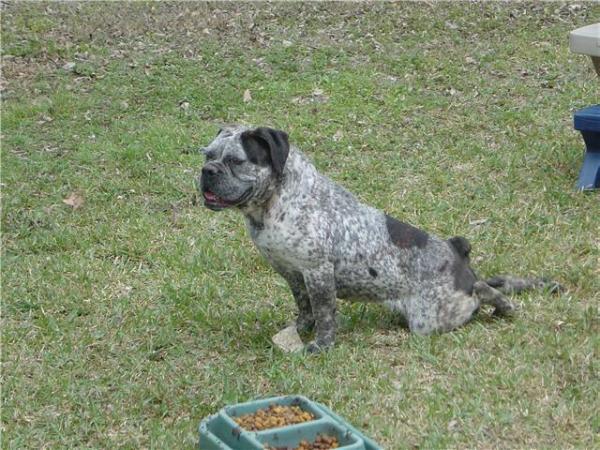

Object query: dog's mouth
[203,191,234,210]
[203,188,252,211]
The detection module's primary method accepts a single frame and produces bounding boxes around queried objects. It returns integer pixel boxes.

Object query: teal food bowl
[199,395,382,450]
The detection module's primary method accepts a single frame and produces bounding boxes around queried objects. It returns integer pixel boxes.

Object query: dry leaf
[469,218,488,226]
[63,192,84,209]
[243,89,252,103]
[37,115,53,125]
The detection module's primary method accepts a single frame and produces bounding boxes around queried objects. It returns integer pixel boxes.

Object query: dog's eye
[224,156,245,166]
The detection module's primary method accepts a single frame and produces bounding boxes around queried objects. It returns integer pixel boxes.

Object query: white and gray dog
[197,125,559,352]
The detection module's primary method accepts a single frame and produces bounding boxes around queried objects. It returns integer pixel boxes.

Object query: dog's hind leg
[473,281,516,316]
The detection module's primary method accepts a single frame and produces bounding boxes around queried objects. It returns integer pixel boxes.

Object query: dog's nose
[202,164,220,176]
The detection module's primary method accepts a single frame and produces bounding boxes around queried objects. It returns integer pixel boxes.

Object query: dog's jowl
[197,125,558,353]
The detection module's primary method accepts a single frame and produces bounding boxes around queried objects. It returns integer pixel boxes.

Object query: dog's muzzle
[198,164,252,211]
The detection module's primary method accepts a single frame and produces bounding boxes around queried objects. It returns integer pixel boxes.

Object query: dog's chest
[246,215,313,269]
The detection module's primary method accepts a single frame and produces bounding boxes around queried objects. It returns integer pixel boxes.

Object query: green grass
[2,2,599,449]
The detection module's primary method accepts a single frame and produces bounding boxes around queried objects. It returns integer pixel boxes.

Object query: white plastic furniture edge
[570,23,600,57]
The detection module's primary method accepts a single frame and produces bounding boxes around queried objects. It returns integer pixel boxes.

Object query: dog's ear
[240,127,289,177]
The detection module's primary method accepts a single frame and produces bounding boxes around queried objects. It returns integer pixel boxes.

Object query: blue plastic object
[573,104,600,190]
[198,395,382,450]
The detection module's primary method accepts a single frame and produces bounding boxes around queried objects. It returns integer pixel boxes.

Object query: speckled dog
[197,125,558,352]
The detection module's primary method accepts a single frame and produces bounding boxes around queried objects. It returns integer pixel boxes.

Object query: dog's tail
[447,236,563,295]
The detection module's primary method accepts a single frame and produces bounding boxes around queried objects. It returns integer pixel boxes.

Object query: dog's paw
[539,278,565,295]
[296,317,315,335]
[304,340,333,354]
[493,301,518,317]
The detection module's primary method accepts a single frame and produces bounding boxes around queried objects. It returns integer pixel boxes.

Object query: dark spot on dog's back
[368,267,378,278]
[278,212,285,221]
[385,214,428,249]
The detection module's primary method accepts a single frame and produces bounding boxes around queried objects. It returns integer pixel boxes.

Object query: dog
[197,125,559,352]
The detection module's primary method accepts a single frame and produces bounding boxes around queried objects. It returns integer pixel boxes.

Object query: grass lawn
[2,2,599,449]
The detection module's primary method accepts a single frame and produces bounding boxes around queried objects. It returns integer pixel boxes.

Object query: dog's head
[197,125,290,211]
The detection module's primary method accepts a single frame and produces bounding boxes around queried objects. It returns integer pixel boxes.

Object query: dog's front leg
[303,264,337,353]
[280,271,315,335]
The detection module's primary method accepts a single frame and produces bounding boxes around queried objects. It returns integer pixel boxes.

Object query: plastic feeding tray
[569,23,600,190]
[573,105,600,190]
[198,395,382,450]
[569,23,600,76]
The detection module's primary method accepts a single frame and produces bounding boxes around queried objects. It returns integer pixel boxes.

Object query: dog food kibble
[264,434,339,450]
[234,404,315,431]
